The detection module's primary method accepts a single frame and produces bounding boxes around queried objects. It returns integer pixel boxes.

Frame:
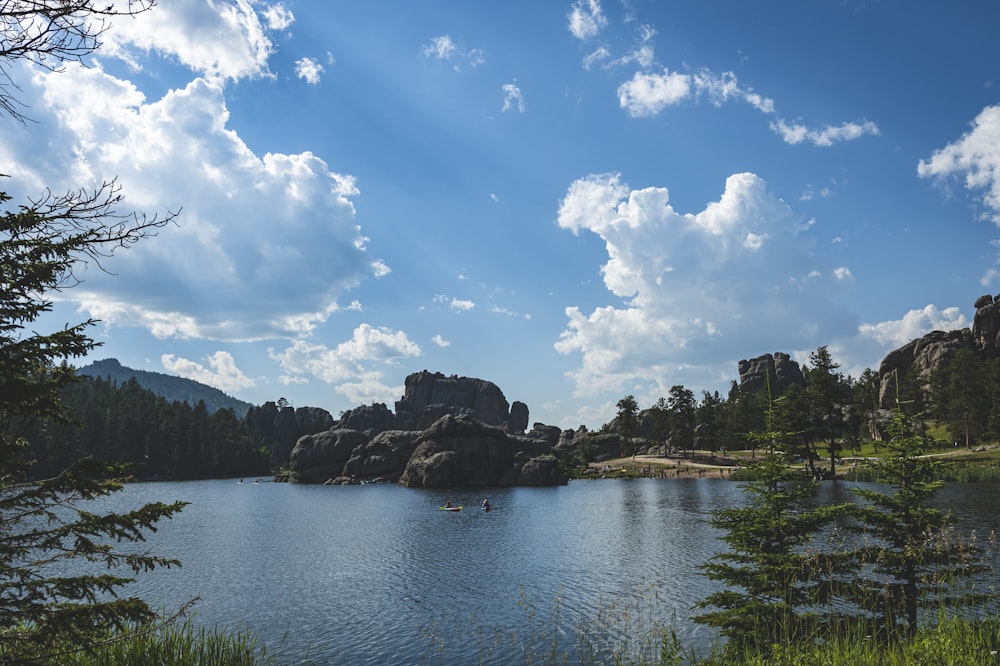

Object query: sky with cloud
[4,0,1000,428]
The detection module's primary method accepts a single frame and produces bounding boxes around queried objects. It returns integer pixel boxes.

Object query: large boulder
[341,430,421,482]
[517,455,568,486]
[335,403,397,434]
[394,371,511,430]
[399,415,515,487]
[973,294,1000,354]
[508,401,529,434]
[288,428,369,483]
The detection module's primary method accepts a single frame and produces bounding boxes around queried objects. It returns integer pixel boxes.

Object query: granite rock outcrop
[285,373,565,487]
[737,352,806,396]
[877,295,1000,408]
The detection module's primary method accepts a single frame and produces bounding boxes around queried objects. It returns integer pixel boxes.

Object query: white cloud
[422,35,484,70]
[856,304,969,349]
[371,259,392,278]
[8,62,370,341]
[161,351,255,393]
[771,119,880,147]
[568,0,608,41]
[102,0,278,84]
[451,298,476,311]
[827,303,970,380]
[262,3,295,31]
[502,81,525,112]
[422,35,457,60]
[270,324,421,402]
[295,57,324,85]
[833,266,854,282]
[432,334,451,347]
[554,171,859,397]
[615,64,877,150]
[918,104,1000,223]
[617,69,691,117]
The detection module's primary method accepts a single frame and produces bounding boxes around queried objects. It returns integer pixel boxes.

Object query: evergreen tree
[615,395,639,459]
[930,348,991,448]
[850,404,990,639]
[693,392,853,656]
[805,346,850,476]
[667,385,696,458]
[1,3,185,658]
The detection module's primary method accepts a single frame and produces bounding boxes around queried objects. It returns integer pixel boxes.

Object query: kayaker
[481,498,490,511]
[444,500,453,508]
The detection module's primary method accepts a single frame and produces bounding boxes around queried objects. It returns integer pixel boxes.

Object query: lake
[93,478,1000,664]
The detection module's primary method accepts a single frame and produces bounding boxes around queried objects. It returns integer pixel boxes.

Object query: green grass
[18,616,276,666]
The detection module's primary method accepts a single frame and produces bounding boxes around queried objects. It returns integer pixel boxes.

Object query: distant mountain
[77,358,254,417]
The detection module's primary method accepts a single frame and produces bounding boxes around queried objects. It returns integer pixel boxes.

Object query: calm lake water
[91,478,1000,665]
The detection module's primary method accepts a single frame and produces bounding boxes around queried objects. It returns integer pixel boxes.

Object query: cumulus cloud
[270,324,420,403]
[262,3,294,31]
[8,62,369,341]
[161,351,255,393]
[617,69,691,117]
[554,172,859,397]
[829,304,971,380]
[101,0,278,84]
[295,57,324,85]
[856,304,969,349]
[918,104,1000,223]
[568,0,607,41]
[432,334,451,347]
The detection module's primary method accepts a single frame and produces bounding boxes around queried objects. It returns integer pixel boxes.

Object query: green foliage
[616,395,639,458]
[24,375,272,480]
[693,388,855,656]
[79,358,253,417]
[29,613,272,666]
[849,405,991,638]
[2,3,190,650]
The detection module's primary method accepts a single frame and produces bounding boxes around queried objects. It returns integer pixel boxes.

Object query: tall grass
[29,615,274,666]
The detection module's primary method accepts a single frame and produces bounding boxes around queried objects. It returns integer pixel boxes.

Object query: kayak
[440,505,462,511]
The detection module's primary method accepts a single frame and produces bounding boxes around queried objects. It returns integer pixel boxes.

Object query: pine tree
[849,403,990,639]
[693,390,853,656]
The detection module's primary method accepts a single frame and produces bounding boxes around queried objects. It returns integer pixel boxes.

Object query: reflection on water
[86,478,1000,664]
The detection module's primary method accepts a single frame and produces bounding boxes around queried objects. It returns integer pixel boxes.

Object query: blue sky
[6,0,1000,429]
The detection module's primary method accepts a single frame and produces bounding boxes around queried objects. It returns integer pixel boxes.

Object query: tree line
[21,373,331,481]
[613,344,1000,477]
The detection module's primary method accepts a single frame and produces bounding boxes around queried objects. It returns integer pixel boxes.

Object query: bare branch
[1,1,159,122]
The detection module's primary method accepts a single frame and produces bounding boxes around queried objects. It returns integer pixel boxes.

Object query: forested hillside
[25,374,331,480]
[78,358,254,417]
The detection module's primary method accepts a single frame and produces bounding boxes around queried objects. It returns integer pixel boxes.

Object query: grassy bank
[6,616,274,666]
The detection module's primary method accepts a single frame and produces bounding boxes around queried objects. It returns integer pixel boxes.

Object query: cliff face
[737,352,806,396]
[394,371,512,430]
[877,295,1000,407]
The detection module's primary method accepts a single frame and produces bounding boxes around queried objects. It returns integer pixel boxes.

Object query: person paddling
[481,498,491,511]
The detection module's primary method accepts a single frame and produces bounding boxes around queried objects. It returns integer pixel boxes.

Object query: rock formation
[288,428,369,483]
[398,415,519,487]
[394,371,512,430]
[737,352,806,396]
[285,373,563,487]
[877,295,1000,407]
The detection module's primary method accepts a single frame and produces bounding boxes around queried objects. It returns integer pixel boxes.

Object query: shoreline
[585,453,742,479]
